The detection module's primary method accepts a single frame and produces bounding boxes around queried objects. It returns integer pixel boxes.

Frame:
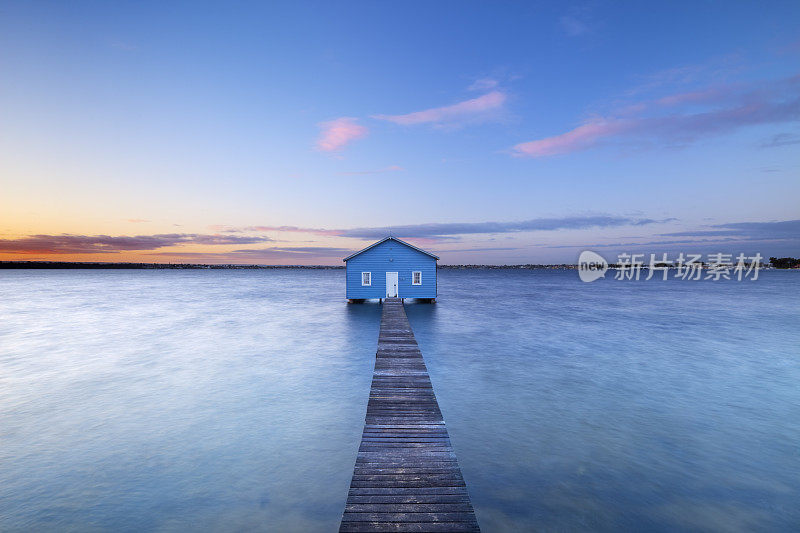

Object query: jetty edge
[339,298,480,532]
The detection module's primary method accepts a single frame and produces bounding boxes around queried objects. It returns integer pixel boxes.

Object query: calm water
[1,269,798,532]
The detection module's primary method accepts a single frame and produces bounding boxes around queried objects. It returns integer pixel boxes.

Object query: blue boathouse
[343,237,439,302]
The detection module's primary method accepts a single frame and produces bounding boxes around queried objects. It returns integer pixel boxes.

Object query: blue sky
[1,1,798,264]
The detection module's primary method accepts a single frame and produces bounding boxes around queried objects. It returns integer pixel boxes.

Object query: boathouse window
[412,271,422,285]
[361,272,371,286]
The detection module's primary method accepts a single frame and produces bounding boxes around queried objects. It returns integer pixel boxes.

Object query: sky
[1,1,799,265]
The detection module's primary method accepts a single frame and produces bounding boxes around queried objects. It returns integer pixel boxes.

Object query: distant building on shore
[343,237,438,303]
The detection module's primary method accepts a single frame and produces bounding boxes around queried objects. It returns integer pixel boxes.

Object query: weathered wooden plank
[345,503,475,513]
[341,512,478,522]
[350,475,466,483]
[346,495,473,504]
[353,468,463,475]
[361,436,450,446]
[340,523,480,532]
[340,298,479,532]
[354,462,462,469]
[348,487,470,496]
[348,482,467,489]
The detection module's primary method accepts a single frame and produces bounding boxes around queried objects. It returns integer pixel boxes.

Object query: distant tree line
[0,261,343,270]
[769,257,800,269]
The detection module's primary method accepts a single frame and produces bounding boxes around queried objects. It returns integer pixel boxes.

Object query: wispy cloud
[760,132,800,148]
[513,120,628,158]
[373,91,506,127]
[467,78,500,92]
[110,41,137,51]
[660,219,800,239]
[162,247,350,257]
[0,234,272,254]
[339,165,404,175]
[150,246,353,262]
[559,4,595,38]
[655,87,730,107]
[512,73,800,158]
[440,246,521,253]
[316,117,368,152]
[624,63,718,97]
[222,225,343,237]
[546,237,747,249]
[657,230,742,237]
[560,16,588,37]
[189,235,271,245]
[216,215,672,242]
[337,216,671,240]
[126,218,149,223]
[546,219,800,254]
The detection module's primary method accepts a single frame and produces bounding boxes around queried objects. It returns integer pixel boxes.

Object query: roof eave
[342,236,439,261]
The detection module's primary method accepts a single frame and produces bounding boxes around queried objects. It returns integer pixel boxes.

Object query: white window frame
[361,272,371,286]
[412,271,422,285]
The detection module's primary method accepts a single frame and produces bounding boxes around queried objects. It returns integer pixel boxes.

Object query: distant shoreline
[0,261,580,270]
[0,261,793,270]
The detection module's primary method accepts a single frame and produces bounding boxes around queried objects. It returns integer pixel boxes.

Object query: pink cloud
[656,87,728,107]
[242,226,344,237]
[513,120,631,157]
[373,91,506,126]
[512,73,800,158]
[316,117,368,152]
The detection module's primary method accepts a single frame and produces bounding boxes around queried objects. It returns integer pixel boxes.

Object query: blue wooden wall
[345,239,437,299]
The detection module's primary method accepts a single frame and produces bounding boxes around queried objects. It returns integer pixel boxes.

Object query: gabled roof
[343,236,440,262]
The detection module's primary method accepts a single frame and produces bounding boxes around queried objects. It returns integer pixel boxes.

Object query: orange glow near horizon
[0,249,349,266]
[0,224,357,265]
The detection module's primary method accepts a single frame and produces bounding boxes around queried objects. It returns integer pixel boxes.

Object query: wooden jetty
[340,298,480,532]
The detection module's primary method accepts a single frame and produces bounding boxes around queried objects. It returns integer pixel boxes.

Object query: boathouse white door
[386,272,399,297]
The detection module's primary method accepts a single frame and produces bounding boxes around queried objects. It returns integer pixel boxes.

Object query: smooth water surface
[1,269,799,531]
